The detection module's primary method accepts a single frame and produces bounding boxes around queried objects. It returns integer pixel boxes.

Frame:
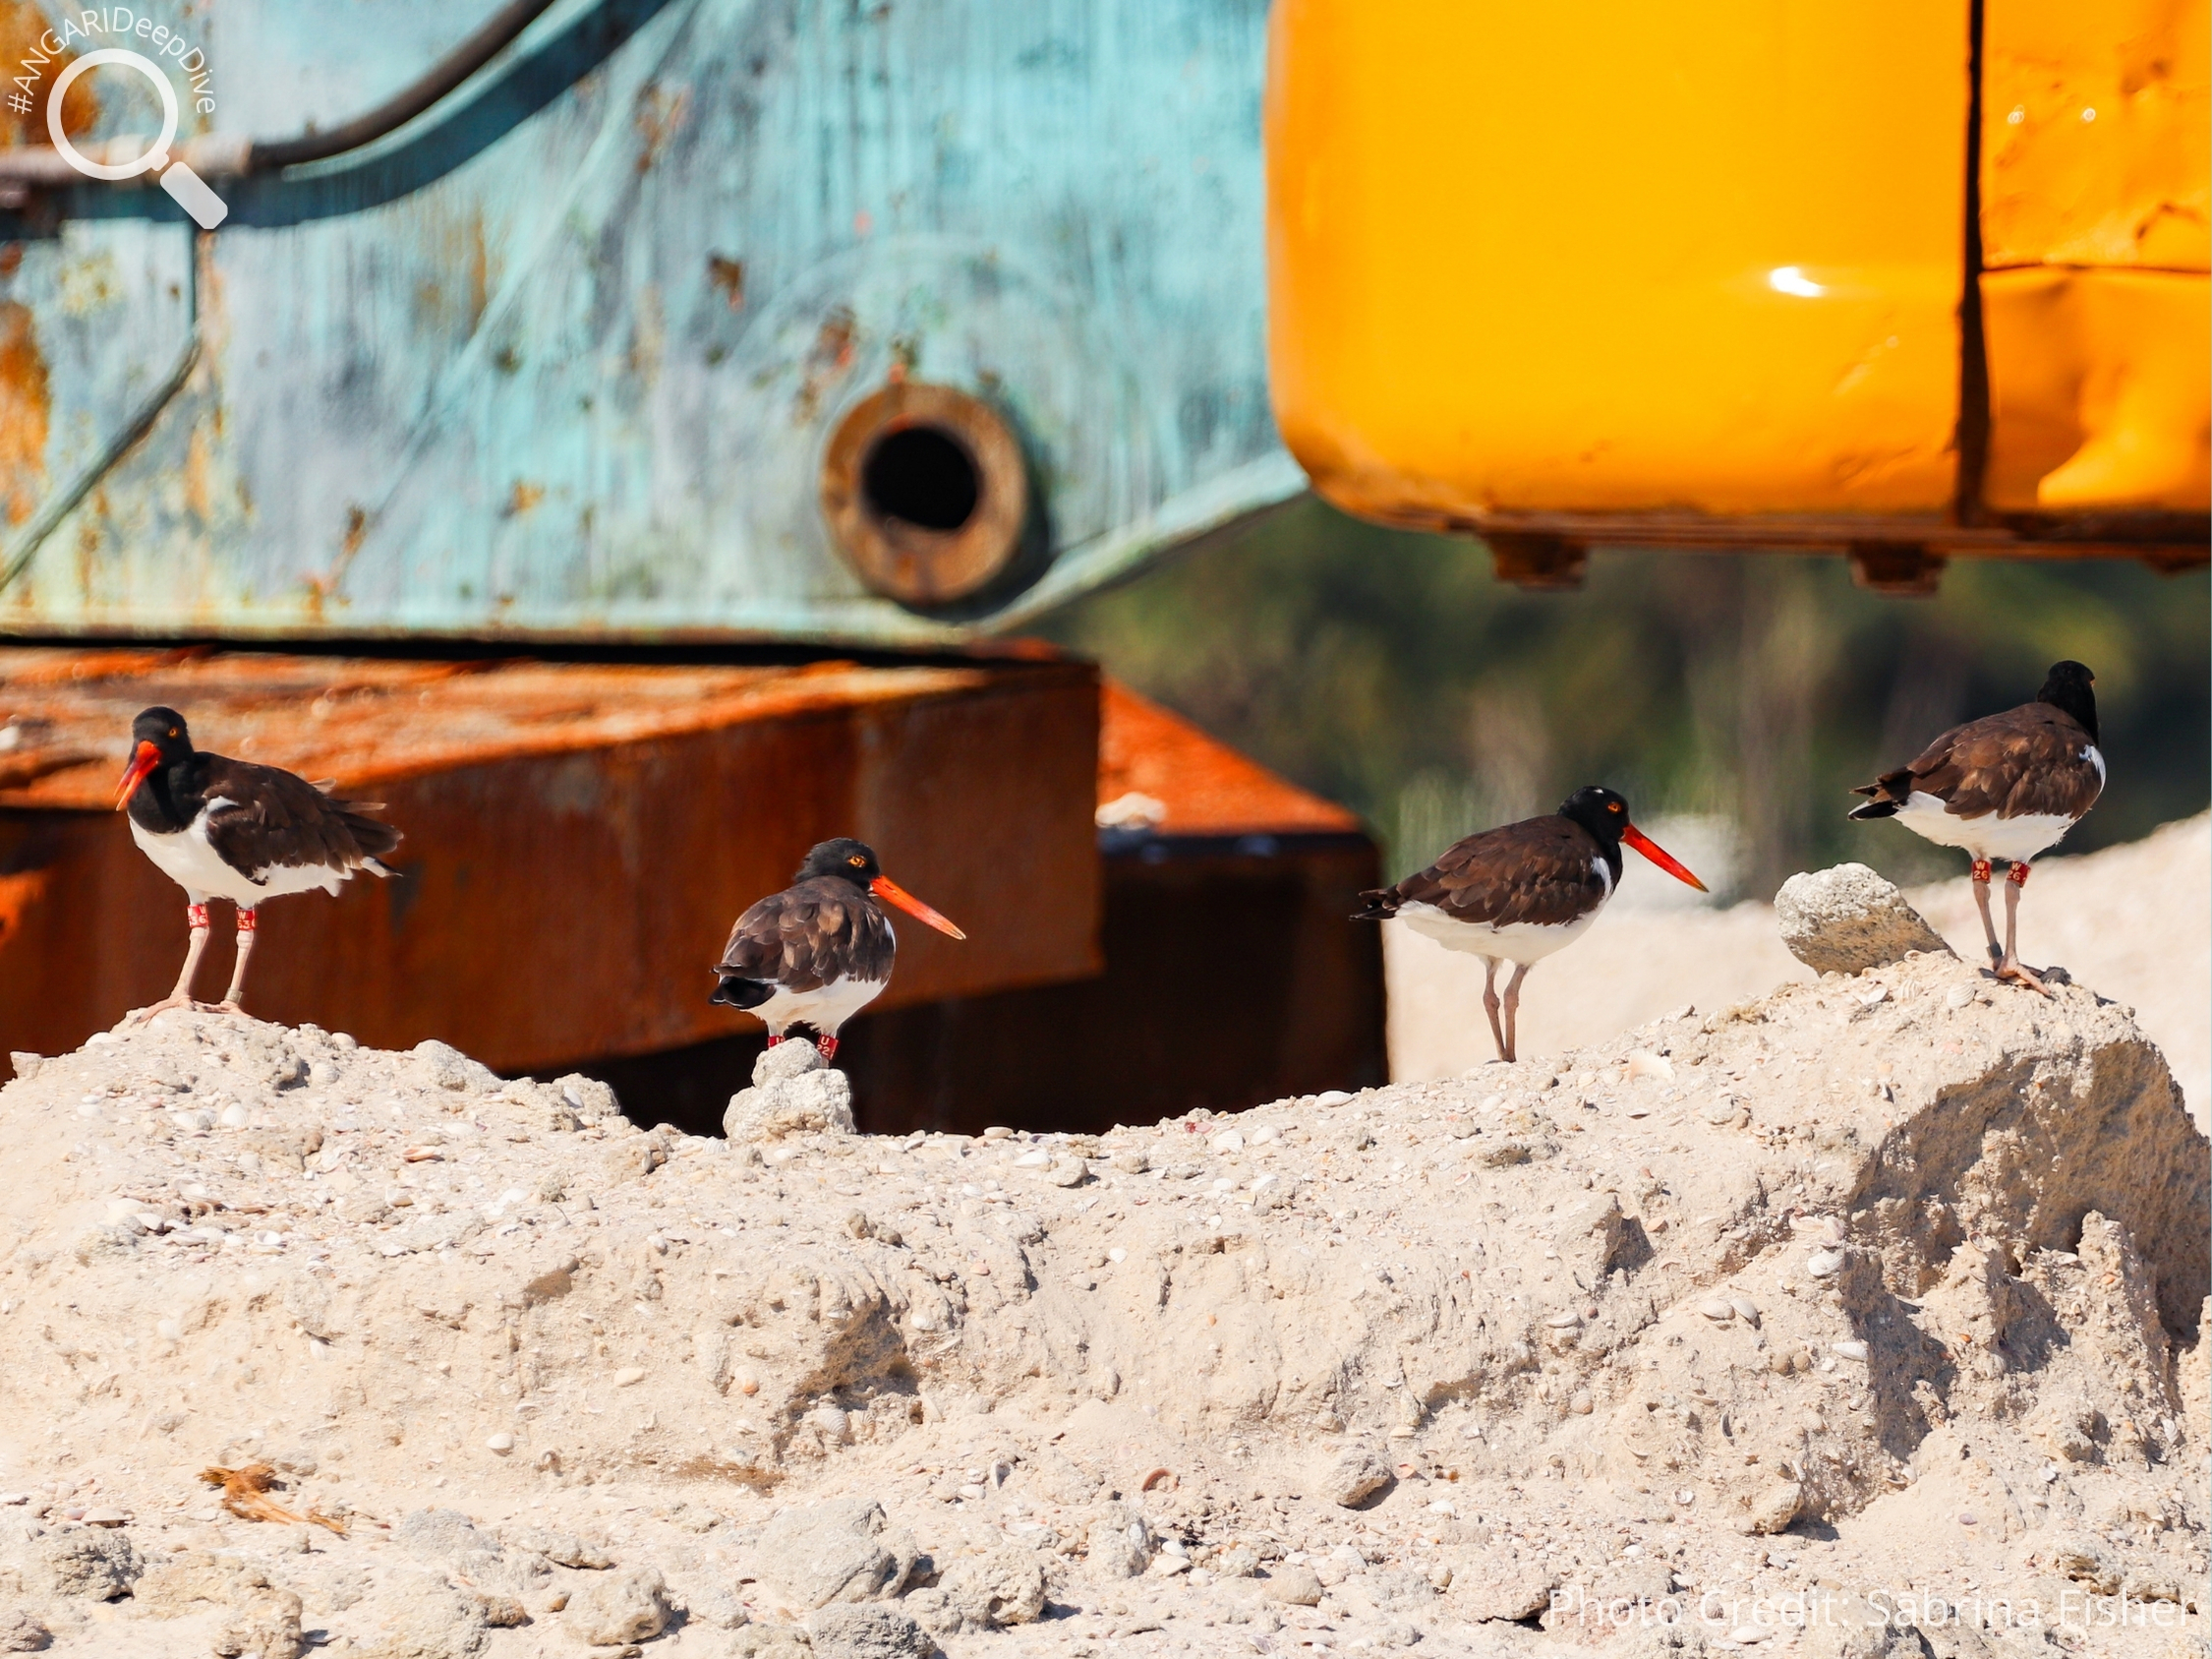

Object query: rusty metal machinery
[0,647,1101,1073]
[1266,0,2209,593]
[0,0,1299,642]
[581,683,1388,1135]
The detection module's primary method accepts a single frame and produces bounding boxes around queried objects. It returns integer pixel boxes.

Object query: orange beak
[114,740,160,809]
[871,874,966,940]
[1621,823,1708,893]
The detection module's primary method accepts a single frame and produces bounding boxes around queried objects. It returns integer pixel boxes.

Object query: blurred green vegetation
[1036,499,2209,899]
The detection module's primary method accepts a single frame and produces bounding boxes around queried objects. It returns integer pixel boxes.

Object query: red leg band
[765,1034,782,1047]
[236,909,258,932]
[186,903,209,929]
[1970,859,1993,884]
[815,1036,839,1061]
[2008,862,2030,887]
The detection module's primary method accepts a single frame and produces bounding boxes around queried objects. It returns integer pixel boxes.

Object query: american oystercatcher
[1354,787,1706,1062]
[1848,659,2103,995]
[113,706,402,1017]
[710,838,965,1060]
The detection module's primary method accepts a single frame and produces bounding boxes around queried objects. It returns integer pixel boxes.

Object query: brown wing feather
[716,877,895,992]
[202,755,402,881]
[1388,817,1609,928]
[1863,704,2102,821]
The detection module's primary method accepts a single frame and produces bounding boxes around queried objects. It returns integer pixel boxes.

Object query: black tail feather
[1350,886,1401,922]
[1847,767,1915,819]
[710,975,775,1010]
[340,807,403,859]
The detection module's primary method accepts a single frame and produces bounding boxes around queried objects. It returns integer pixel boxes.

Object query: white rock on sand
[0,918,2201,1657]
[1390,812,2212,1125]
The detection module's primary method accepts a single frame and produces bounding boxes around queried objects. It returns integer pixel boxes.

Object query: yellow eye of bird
[849,856,864,865]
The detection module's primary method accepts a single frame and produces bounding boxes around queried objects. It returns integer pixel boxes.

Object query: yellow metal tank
[1265,0,2207,591]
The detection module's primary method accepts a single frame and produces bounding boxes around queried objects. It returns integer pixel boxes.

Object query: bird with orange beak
[710,838,965,1061]
[1353,786,1706,1063]
[114,706,401,1018]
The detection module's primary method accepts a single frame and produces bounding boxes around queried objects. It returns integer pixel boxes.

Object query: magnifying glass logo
[46,49,228,227]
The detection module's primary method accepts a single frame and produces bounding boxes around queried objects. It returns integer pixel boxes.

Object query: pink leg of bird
[1995,862,2051,997]
[1968,859,2004,969]
[1481,958,1507,1063]
[1499,962,1531,1064]
[212,907,259,1014]
[132,902,212,1022]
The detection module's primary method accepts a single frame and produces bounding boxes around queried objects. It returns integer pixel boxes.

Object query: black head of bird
[115,706,193,809]
[797,838,966,939]
[2036,660,2099,742]
[1555,786,1708,892]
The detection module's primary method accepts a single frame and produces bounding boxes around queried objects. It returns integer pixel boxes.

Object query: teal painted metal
[0,0,1300,643]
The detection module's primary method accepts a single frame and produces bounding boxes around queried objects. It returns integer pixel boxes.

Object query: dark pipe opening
[861,425,981,532]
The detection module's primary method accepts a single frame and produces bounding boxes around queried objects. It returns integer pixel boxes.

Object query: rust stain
[505,480,546,517]
[793,308,858,424]
[0,299,45,527]
[183,424,211,520]
[0,2,95,150]
[467,212,490,332]
[707,253,745,310]
[303,504,370,617]
[632,83,689,173]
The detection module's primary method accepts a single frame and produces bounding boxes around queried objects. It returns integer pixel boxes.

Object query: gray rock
[1321,1443,1394,1509]
[0,1607,46,1651]
[1775,863,1950,975]
[343,1570,490,1659]
[1740,1480,1804,1535]
[391,1509,487,1557]
[1084,1503,1148,1579]
[682,1581,754,1630]
[1261,1566,1324,1606]
[500,1525,612,1570]
[2048,1534,2121,1594]
[1085,1528,1146,1580]
[566,1566,670,1646]
[211,1585,306,1659]
[0,1520,141,1600]
[725,1043,856,1143]
[411,1039,499,1094]
[807,1603,938,1659]
[553,1073,622,1124]
[918,1546,1045,1632]
[751,1499,917,1611]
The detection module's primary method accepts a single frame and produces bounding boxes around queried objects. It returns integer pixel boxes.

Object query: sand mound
[0,945,2203,1655]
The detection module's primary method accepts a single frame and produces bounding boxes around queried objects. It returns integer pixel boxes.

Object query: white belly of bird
[1894,795,2079,864]
[750,975,888,1037]
[1397,900,1600,966]
[130,812,354,909]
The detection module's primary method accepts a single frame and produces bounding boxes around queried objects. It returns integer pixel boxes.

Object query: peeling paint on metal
[0,0,1295,643]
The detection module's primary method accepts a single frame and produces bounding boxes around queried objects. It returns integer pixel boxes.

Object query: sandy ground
[0,923,2202,1658]
[1387,814,2211,1128]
